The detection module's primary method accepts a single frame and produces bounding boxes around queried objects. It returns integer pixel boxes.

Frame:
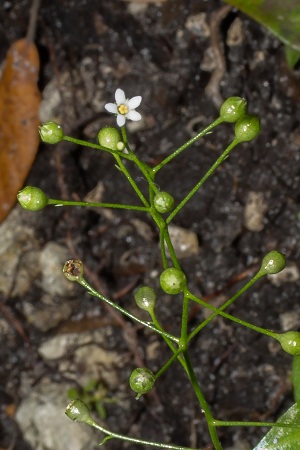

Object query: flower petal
[128,96,142,109]
[105,103,118,114]
[115,88,126,105]
[126,110,142,122]
[117,114,126,127]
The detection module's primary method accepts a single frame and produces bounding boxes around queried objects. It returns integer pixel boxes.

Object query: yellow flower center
[118,104,129,115]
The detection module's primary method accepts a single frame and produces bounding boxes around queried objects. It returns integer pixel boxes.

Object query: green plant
[67,379,117,420]
[224,0,300,68]
[18,90,300,449]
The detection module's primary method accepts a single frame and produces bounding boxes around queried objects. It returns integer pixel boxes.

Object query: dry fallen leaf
[0,38,41,222]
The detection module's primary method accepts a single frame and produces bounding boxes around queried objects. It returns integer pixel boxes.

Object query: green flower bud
[276,331,300,356]
[153,191,174,214]
[39,122,64,144]
[234,115,260,142]
[17,186,49,211]
[219,97,247,123]
[63,259,84,282]
[160,267,186,295]
[98,126,122,151]
[259,250,286,276]
[134,286,156,313]
[65,399,92,423]
[129,368,155,399]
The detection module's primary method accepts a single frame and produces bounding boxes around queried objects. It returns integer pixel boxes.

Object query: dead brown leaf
[0,38,41,222]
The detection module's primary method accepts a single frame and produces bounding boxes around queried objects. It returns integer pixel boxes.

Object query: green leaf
[284,45,300,68]
[99,435,114,446]
[293,356,300,402]
[83,378,98,393]
[224,0,300,51]
[253,403,300,449]
[67,387,79,400]
[95,401,107,420]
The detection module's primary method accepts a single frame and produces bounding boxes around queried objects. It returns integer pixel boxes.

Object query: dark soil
[1,1,300,449]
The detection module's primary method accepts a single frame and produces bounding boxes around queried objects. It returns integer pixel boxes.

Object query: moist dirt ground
[1,1,300,450]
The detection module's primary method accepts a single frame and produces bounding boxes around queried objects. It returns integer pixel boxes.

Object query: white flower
[105,88,142,127]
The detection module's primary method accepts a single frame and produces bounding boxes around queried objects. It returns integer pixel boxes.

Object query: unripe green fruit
[65,399,92,423]
[153,191,174,214]
[129,368,155,398]
[39,121,64,144]
[97,126,122,151]
[259,250,286,276]
[63,259,84,282]
[134,286,156,313]
[160,267,186,295]
[276,331,300,356]
[234,115,260,142]
[17,186,48,211]
[219,97,247,123]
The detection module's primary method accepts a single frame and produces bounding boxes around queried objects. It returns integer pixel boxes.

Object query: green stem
[179,291,190,348]
[152,118,223,174]
[188,272,264,342]
[64,133,150,208]
[113,153,150,207]
[63,135,126,157]
[213,419,300,429]
[166,139,240,224]
[86,415,200,449]
[159,228,169,269]
[162,227,181,269]
[154,347,185,380]
[150,312,186,370]
[78,277,179,343]
[183,351,223,450]
[186,290,277,340]
[47,198,149,212]
[120,126,157,193]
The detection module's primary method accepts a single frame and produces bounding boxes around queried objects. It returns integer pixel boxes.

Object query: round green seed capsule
[259,250,286,276]
[63,259,84,282]
[39,121,64,144]
[219,97,247,123]
[98,126,122,151]
[234,115,260,142]
[17,186,49,211]
[160,267,186,295]
[276,331,300,356]
[65,399,92,423]
[153,191,174,214]
[134,286,156,313]
[129,368,155,398]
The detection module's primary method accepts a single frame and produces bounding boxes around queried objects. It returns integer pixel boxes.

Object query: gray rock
[15,379,97,450]
[39,242,75,296]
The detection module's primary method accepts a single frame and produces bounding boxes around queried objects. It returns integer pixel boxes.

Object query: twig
[205,4,232,108]
[26,0,41,42]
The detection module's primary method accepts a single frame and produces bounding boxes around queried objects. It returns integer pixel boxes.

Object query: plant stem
[188,272,263,342]
[87,415,201,449]
[63,135,121,156]
[186,290,278,340]
[152,118,223,174]
[48,198,149,211]
[166,139,240,224]
[183,351,223,450]
[150,312,186,369]
[213,419,300,428]
[154,348,185,380]
[180,291,190,348]
[78,277,179,343]
[113,153,150,207]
